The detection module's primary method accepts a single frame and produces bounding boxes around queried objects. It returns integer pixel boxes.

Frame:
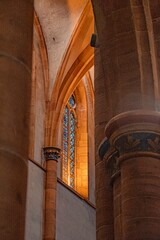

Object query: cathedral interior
[1,0,160,240]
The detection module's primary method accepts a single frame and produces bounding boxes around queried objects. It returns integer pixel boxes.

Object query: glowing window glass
[62,95,76,188]
[68,95,75,107]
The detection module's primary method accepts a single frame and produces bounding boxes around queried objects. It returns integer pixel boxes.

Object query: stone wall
[56,181,96,240]
[25,162,45,240]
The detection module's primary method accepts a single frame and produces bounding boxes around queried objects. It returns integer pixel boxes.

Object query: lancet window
[62,95,76,188]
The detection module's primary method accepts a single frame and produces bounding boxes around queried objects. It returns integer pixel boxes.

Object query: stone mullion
[62,106,69,184]
[68,107,71,186]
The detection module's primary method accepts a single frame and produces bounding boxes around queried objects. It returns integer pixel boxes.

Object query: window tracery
[62,95,76,188]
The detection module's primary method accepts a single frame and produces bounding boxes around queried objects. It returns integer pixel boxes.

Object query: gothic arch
[40,0,95,199]
[29,11,49,162]
[34,11,49,99]
[48,1,94,146]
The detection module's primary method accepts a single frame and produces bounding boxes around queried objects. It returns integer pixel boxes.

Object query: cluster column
[91,0,160,239]
[99,111,160,239]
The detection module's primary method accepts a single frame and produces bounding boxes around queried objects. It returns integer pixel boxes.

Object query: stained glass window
[63,106,69,183]
[62,95,76,188]
[69,95,75,107]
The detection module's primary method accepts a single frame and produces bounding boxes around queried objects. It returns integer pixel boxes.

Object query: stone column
[91,0,160,240]
[108,151,122,240]
[95,45,114,240]
[102,111,160,239]
[112,172,122,240]
[0,1,33,240]
[43,147,61,240]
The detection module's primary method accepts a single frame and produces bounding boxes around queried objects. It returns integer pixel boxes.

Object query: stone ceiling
[34,0,93,98]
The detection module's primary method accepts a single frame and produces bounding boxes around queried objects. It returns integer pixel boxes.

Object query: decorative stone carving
[99,138,110,160]
[115,132,160,155]
[107,149,119,176]
[99,131,160,180]
[99,138,119,179]
[99,132,160,159]
[99,112,160,186]
[43,147,61,161]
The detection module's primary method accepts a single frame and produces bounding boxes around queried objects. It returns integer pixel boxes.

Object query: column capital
[99,139,120,182]
[115,132,160,156]
[43,146,61,161]
[105,110,160,139]
[99,110,160,176]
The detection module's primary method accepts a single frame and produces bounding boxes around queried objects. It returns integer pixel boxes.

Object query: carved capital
[43,147,61,161]
[99,111,160,180]
[99,139,120,180]
[107,149,119,176]
[115,132,160,156]
[99,138,110,160]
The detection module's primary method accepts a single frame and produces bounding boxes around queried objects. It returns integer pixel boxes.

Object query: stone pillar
[0,1,33,240]
[101,111,160,239]
[91,0,160,240]
[43,147,61,240]
[95,45,114,240]
[112,172,122,240]
[107,151,122,240]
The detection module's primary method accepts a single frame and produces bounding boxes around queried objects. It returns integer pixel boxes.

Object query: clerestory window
[61,81,89,198]
[62,95,76,188]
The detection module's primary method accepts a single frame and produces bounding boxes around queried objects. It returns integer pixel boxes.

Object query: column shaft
[92,0,160,239]
[0,1,33,240]
[113,175,122,240]
[96,161,114,240]
[44,160,57,240]
[104,112,160,239]
[121,155,160,239]
[92,0,156,117]
[43,147,61,240]
[95,45,114,240]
